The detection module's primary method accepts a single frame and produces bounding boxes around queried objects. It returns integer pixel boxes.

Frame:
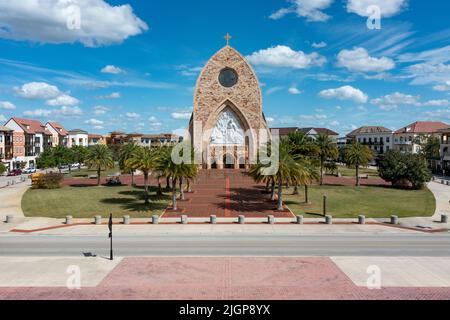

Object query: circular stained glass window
[219,68,238,88]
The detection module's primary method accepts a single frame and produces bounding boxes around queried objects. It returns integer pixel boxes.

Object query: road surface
[1,233,450,257]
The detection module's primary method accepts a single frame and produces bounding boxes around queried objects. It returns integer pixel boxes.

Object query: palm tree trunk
[172,178,177,211]
[265,180,270,192]
[97,168,101,186]
[144,172,149,204]
[131,170,135,187]
[270,179,276,201]
[356,165,360,187]
[166,177,170,190]
[293,185,299,195]
[277,179,283,211]
[157,176,163,196]
[187,179,192,193]
[179,178,185,200]
[320,156,324,186]
[305,185,309,204]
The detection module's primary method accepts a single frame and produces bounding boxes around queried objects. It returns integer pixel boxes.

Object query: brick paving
[1,257,449,300]
[162,170,294,218]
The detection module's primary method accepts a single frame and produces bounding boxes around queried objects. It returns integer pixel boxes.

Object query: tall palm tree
[315,133,338,186]
[85,145,114,186]
[119,142,139,186]
[126,147,157,204]
[153,146,173,196]
[344,142,374,186]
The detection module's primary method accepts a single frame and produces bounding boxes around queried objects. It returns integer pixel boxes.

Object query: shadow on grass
[100,197,168,212]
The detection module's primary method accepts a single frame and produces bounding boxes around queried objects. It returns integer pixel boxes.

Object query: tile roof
[88,134,104,139]
[308,128,339,136]
[347,126,393,137]
[47,122,68,136]
[0,126,13,132]
[11,117,52,135]
[69,129,89,135]
[395,121,450,134]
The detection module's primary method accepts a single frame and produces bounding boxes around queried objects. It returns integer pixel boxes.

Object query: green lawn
[284,185,436,218]
[336,165,379,178]
[22,185,171,218]
[64,165,122,179]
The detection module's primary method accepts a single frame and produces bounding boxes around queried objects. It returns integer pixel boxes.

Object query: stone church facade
[189,44,269,169]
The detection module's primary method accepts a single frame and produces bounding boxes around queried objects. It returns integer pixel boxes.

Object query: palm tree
[249,161,276,200]
[344,142,374,186]
[119,142,139,186]
[85,145,114,186]
[126,147,157,204]
[153,146,173,196]
[315,133,338,186]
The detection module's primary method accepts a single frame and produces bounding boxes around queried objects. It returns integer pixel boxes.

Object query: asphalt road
[1,233,450,257]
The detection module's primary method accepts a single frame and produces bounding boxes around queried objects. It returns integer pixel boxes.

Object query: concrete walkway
[0,179,30,221]
[397,181,450,230]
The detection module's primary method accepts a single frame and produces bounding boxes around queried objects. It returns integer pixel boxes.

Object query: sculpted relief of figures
[210,109,245,146]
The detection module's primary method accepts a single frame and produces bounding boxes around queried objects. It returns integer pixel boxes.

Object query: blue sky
[0,0,449,136]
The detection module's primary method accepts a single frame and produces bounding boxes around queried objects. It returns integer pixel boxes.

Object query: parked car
[8,169,22,176]
[23,168,37,174]
[70,163,80,169]
[58,165,69,171]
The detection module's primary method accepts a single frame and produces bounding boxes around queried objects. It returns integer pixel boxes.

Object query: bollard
[65,216,73,225]
[447,181,450,186]
[238,215,245,224]
[358,215,366,225]
[123,215,130,225]
[152,215,159,225]
[296,215,304,225]
[181,215,188,225]
[325,215,333,225]
[94,215,102,225]
[5,215,13,224]
[441,214,449,224]
[391,215,399,225]
[268,215,275,225]
[442,180,445,184]
[210,215,217,224]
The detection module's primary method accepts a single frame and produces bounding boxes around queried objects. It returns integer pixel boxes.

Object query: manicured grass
[64,166,122,179]
[336,165,379,178]
[22,185,171,218]
[284,185,436,218]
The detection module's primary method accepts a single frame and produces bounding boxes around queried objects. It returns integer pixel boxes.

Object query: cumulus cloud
[93,105,110,115]
[126,112,140,119]
[371,92,420,110]
[0,101,16,110]
[337,47,395,73]
[46,94,80,107]
[270,0,334,22]
[420,99,449,107]
[15,82,60,99]
[434,81,450,92]
[0,0,148,47]
[96,92,121,99]
[405,62,450,86]
[246,45,326,69]
[171,112,192,120]
[23,106,83,118]
[312,41,327,49]
[319,85,368,104]
[347,0,408,18]
[288,87,302,95]
[85,118,104,125]
[101,65,124,74]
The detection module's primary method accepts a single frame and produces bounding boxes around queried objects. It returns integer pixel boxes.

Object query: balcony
[395,141,413,145]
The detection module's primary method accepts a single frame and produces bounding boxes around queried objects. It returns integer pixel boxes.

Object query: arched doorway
[223,154,235,169]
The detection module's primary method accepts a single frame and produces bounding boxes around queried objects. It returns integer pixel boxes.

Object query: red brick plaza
[1,257,449,300]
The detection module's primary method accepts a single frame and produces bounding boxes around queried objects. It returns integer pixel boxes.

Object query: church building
[189,35,270,169]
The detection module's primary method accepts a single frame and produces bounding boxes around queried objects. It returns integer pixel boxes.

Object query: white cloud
[178,65,203,77]
[270,0,334,22]
[93,106,110,115]
[337,47,395,73]
[434,81,450,92]
[85,118,104,126]
[406,63,450,86]
[246,45,326,69]
[101,65,124,74]
[126,112,140,119]
[0,101,16,110]
[266,117,275,123]
[288,87,302,95]
[266,86,284,95]
[93,125,104,130]
[97,92,121,99]
[23,106,83,118]
[171,112,192,120]
[0,0,148,47]
[312,41,327,49]
[420,99,449,107]
[0,114,6,122]
[319,85,368,104]
[15,82,60,99]
[347,0,408,17]
[46,94,80,107]
[371,92,420,110]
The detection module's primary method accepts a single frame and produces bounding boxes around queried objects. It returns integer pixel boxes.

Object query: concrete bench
[358,174,369,179]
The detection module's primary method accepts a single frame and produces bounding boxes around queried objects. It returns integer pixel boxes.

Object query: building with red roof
[394,121,449,154]
[46,122,69,147]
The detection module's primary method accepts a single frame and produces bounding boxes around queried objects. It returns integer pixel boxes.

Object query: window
[218,68,238,88]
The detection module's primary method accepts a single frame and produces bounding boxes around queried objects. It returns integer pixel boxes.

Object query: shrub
[378,150,432,189]
[0,163,6,175]
[33,173,64,189]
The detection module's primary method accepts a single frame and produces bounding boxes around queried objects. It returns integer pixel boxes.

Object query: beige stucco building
[189,43,269,169]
